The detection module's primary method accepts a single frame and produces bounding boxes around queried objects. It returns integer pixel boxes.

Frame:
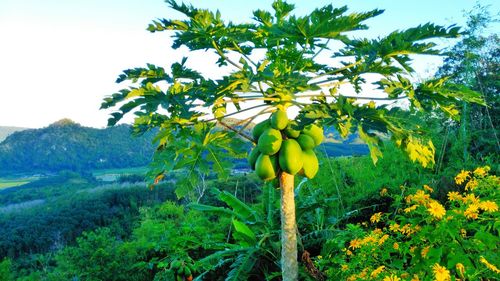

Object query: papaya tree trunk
[279,171,298,281]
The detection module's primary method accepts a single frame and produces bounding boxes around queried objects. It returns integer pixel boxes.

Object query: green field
[0,178,33,189]
[92,166,149,181]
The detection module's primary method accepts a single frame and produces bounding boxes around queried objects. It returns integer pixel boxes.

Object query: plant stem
[280,171,298,281]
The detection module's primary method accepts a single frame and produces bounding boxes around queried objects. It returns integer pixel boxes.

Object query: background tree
[101,1,483,280]
[435,4,499,162]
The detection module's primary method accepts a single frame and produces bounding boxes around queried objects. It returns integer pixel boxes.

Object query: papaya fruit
[270,110,288,130]
[257,128,282,155]
[279,139,303,175]
[303,124,324,146]
[255,154,278,181]
[284,121,300,138]
[301,149,319,179]
[176,275,183,281]
[247,147,260,170]
[252,120,270,141]
[297,134,315,150]
[186,276,193,281]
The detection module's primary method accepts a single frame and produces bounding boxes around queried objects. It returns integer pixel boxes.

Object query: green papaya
[255,154,278,181]
[270,110,288,130]
[252,120,270,141]
[297,134,315,150]
[301,149,319,179]
[284,121,300,138]
[279,139,303,175]
[257,128,282,155]
[247,147,260,170]
[176,275,183,281]
[303,124,324,146]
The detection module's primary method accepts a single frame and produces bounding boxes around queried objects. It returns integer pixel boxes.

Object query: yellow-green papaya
[257,128,282,155]
[270,110,288,130]
[297,134,315,150]
[247,147,260,170]
[279,139,303,175]
[255,154,278,181]
[301,149,319,179]
[284,121,300,138]
[252,120,270,141]
[303,124,323,146]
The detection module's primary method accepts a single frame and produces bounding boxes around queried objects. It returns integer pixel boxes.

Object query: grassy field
[92,166,149,181]
[0,178,33,189]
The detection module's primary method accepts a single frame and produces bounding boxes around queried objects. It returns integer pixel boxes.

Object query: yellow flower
[479,200,498,212]
[380,188,388,196]
[383,274,401,281]
[341,264,349,271]
[404,205,418,213]
[393,242,399,250]
[455,170,470,185]
[479,256,500,274]
[456,263,465,278]
[463,193,480,204]
[346,249,353,256]
[460,228,467,238]
[447,191,462,201]
[465,178,478,191]
[370,212,383,223]
[421,246,430,258]
[349,239,362,249]
[427,201,446,219]
[370,265,385,278]
[432,263,451,281]
[473,166,490,177]
[423,184,434,193]
[464,204,479,220]
[389,223,400,232]
[378,234,389,245]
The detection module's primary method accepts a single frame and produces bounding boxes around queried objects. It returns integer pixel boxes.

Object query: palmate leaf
[225,248,258,281]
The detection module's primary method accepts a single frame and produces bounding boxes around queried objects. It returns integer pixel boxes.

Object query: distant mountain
[0,119,155,175]
[0,118,368,175]
[0,126,27,142]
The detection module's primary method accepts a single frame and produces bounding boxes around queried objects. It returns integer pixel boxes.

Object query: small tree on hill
[101,1,483,280]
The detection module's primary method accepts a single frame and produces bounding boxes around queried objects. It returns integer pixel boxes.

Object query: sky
[0,0,498,128]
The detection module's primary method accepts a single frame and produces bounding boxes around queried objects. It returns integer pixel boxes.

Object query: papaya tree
[101,1,484,280]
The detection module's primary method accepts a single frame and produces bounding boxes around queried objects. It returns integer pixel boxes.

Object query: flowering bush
[318,166,499,280]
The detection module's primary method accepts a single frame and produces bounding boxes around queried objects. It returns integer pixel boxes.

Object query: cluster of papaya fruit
[248,110,323,181]
[170,260,194,281]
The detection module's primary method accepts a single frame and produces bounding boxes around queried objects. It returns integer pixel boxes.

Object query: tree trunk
[280,171,298,281]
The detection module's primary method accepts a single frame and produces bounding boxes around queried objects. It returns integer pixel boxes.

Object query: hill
[0,126,27,142]
[0,119,155,175]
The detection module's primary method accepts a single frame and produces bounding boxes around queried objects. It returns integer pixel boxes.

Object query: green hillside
[0,119,155,175]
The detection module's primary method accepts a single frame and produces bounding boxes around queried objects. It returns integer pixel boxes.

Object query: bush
[317,166,499,280]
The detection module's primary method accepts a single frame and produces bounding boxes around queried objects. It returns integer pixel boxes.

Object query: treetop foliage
[101,0,484,191]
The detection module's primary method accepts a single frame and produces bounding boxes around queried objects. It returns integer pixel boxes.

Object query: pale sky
[0,0,498,128]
